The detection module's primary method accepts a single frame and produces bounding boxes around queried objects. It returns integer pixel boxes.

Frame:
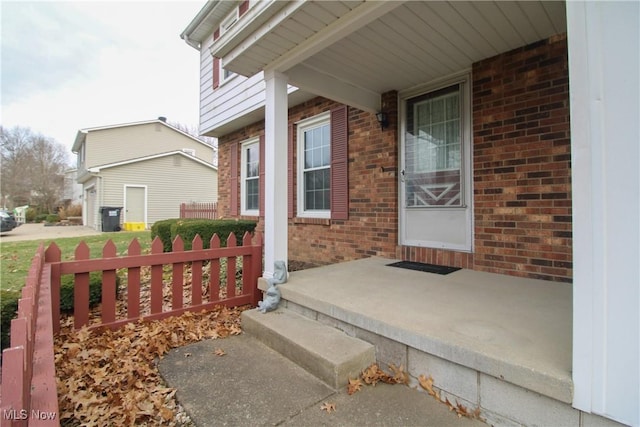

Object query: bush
[46,214,60,223]
[151,218,182,252]
[25,207,36,223]
[34,214,48,223]
[59,272,120,312]
[58,203,82,220]
[171,219,257,251]
[1,290,20,351]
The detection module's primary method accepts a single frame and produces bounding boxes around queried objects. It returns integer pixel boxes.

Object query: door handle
[400,169,405,182]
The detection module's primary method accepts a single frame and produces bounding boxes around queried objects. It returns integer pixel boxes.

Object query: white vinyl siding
[98,154,218,226]
[84,123,214,168]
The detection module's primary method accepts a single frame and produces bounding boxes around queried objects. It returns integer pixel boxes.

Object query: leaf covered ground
[54,306,246,426]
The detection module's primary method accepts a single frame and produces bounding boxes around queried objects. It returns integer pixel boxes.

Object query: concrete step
[242,307,375,390]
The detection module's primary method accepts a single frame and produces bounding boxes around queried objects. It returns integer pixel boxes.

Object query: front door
[124,186,146,224]
[86,187,96,229]
[399,77,473,252]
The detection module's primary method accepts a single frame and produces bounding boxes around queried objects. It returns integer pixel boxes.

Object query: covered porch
[263,257,576,426]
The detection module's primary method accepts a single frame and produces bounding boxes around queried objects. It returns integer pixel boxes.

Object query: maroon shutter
[229,142,238,216]
[330,106,349,220]
[259,135,265,217]
[288,124,294,218]
[239,0,249,16]
[213,57,220,89]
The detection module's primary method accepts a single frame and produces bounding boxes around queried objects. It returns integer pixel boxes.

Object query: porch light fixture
[376,112,388,130]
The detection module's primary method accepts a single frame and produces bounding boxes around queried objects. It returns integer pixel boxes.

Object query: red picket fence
[0,232,262,424]
[180,202,218,220]
[0,244,59,426]
[45,231,262,331]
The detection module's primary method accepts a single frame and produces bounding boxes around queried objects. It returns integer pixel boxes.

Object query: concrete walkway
[158,333,486,427]
[0,223,101,243]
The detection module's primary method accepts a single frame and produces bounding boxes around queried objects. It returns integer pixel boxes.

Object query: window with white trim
[297,112,331,218]
[240,138,259,215]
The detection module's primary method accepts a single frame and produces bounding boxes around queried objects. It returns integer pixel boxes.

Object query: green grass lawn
[0,231,153,292]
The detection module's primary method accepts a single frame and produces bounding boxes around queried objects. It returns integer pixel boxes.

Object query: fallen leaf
[320,402,336,413]
[388,363,409,385]
[361,363,391,386]
[347,377,362,395]
[214,348,226,356]
[418,374,440,399]
[54,305,249,425]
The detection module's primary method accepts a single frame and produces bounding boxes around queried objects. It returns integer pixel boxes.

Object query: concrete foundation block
[582,412,631,427]
[408,347,479,405]
[354,327,408,369]
[480,373,579,427]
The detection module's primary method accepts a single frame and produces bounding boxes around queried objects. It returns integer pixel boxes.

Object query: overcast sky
[1,1,205,153]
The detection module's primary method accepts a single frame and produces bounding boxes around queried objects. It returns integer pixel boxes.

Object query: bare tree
[1,126,71,212]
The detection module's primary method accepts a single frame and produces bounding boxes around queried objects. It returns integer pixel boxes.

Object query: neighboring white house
[72,118,218,230]
[183,1,639,426]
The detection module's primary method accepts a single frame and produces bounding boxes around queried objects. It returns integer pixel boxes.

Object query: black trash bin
[99,207,123,232]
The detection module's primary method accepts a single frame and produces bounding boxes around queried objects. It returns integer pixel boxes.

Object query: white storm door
[399,79,473,252]
[124,186,146,224]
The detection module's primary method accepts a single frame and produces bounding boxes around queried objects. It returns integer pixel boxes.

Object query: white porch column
[568,2,639,426]
[263,70,289,278]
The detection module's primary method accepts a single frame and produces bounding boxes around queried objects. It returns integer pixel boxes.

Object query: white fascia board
[72,130,87,153]
[91,151,218,172]
[181,1,219,49]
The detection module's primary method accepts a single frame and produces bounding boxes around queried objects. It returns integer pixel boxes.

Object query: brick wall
[472,34,571,282]
[218,93,400,267]
[218,34,571,282]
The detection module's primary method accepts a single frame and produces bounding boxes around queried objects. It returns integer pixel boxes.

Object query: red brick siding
[217,34,571,282]
[286,94,399,265]
[472,34,571,282]
[217,94,399,266]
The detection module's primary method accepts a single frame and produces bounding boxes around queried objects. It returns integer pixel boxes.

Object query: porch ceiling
[218,0,566,112]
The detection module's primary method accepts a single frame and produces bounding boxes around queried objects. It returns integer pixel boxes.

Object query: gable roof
[87,150,218,173]
[72,118,213,153]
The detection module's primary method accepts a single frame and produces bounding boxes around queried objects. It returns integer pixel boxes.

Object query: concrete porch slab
[262,257,573,404]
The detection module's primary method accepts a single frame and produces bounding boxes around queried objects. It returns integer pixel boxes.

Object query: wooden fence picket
[226,233,237,299]
[172,236,184,310]
[127,239,141,319]
[101,240,117,325]
[209,234,221,302]
[150,237,164,315]
[45,242,61,334]
[191,235,203,306]
[73,242,90,329]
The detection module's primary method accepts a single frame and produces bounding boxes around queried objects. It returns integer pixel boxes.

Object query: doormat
[386,261,461,275]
